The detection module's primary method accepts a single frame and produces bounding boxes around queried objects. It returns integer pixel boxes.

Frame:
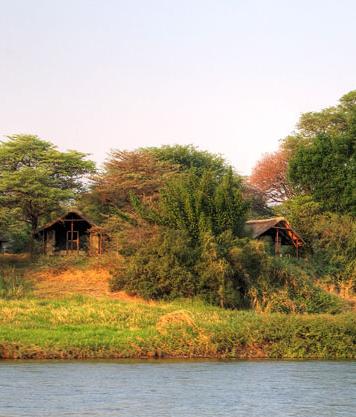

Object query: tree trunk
[29,218,38,257]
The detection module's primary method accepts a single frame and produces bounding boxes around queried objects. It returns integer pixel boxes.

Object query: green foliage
[195,232,241,308]
[111,157,347,313]
[111,229,198,299]
[115,167,254,308]
[0,135,95,238]
[132,168,249,241]
[296,90,356,138]
[0,207,31,252]
[280,90,356,215]
[277,197,356,289]
[275,196,322,237]
[111,225,343,313]
[253,257,344,314]
[288,133,355,214]
[144,144,229,177]
[309,213,356,288]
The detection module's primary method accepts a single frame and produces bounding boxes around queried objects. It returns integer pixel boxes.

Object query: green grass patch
[0,297,354,360]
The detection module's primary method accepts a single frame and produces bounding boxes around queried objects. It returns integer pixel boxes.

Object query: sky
[1,0,355,175]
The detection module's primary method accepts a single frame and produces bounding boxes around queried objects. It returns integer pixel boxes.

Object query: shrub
[110,225,343,313]
[250,257,345,314]
[278,197,356,292]
[110,229,199,299]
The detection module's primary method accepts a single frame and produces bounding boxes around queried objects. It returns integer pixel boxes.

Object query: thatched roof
[246,217,285,238]
[245,217,303,247]
[36,210,96,234]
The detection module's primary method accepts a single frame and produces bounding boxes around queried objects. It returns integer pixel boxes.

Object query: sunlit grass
[0,297,354,360]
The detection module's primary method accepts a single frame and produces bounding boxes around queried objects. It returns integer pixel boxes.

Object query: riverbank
[0,297,354,360]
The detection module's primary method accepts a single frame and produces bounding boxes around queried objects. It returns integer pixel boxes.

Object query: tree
[84,150,178,223]
[0,207,31,252]
[132,168,249,242]
[296,90,356,138]
[250,90,356,209]
[143,144,229,177]
[288,133,355,214]
[0,135,95,247]
[249,148,295,203]
[286,91,356,214]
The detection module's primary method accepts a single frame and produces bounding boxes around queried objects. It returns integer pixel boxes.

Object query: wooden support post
[71,221,74,251]
[275,228,280,256]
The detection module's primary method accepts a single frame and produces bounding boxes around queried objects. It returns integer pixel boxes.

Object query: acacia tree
[86,145,231,220]
[296,90,356,138]
[249,147,295,203]
[143,144,228,177]
[0,135,95,247]
[90,150,177,213]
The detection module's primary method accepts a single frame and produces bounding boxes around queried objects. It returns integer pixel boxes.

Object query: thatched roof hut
[35,210,106,255]
[245,217,303,256]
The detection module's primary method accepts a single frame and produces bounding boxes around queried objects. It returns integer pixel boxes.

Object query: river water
[0,360,354,417]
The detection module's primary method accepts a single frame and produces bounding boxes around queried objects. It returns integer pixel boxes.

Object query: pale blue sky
[1,0,355,174]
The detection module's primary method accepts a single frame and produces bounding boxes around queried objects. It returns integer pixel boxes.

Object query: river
[0,360,355,416]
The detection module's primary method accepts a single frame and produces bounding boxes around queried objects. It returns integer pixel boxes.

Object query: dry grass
[29,265,153,303]
[319,279,356,309]
[156,310,196,334]
[0,253,31,265]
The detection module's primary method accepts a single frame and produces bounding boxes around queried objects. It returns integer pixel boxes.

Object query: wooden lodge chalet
[35,211,106,256]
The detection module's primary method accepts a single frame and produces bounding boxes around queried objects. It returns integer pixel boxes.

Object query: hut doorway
[66,230,80,253]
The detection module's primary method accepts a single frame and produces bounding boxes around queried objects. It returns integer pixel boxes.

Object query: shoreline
[1,357,355,363]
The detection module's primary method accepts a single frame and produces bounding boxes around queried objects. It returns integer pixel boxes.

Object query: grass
[0,266,33,299]
[0,297,355,360]
[0,254,354,360]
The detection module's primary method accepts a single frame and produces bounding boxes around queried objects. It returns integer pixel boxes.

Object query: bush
[110,225,344,313]
[277,197,356,292]
[249,257,345,314]
[110,229,199,299]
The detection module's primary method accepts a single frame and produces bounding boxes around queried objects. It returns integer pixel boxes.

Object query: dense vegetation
[250,91,355,296]
[0,91,355,313]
